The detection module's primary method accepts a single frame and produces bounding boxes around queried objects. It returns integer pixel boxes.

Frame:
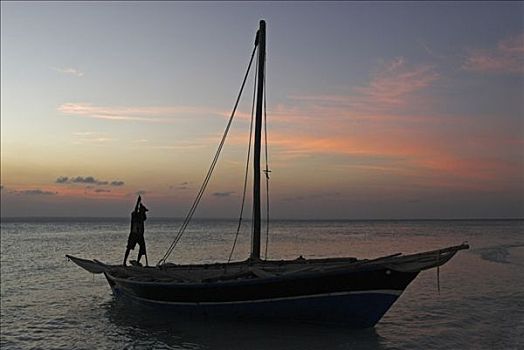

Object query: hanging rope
[437,250,441,295]
[263,48,271,260]
[158,42,258,266]
[227,48,258,264]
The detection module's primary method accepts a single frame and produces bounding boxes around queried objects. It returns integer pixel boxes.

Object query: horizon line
[1,216,523,222]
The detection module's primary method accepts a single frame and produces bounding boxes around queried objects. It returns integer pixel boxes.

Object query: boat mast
[251,20,265,261]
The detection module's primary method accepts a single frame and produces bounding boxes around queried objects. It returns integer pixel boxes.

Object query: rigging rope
[227,48,258,264]
[158,42,258,266]
[263,52,271,260]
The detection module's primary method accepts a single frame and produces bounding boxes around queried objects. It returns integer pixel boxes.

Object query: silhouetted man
[123,196,149,266]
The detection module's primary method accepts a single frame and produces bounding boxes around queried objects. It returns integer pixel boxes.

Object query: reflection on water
[104,299,385,350]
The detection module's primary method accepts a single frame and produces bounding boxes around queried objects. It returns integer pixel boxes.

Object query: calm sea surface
[1,218,523,349]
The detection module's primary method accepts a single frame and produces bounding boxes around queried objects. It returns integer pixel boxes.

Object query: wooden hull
[67,243,467,328]
[104,266,418,328]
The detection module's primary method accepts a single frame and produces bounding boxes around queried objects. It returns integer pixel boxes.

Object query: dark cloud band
[55,176,124,187]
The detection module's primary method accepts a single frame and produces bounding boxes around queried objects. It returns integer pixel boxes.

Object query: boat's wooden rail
[382,242,470,272]
[67,243,469,283]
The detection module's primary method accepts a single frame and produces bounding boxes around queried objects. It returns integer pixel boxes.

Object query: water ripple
[1,219,523,349]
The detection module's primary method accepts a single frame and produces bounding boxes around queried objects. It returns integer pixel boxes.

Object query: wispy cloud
[12,189,57,196]
[212,191,235,197]
[110,180,125,186]
[146,142,210,151]
[354,57,438,109]
[463,33,524,74]
[72,131,114,144]
[417,39,449,61]
[52,67,84,77]
[58,103,222,123]
[289,57,439,115]
[223,58,446,162]
[242,56,521,190]
[283,192,341,202]
[171,181,191,190]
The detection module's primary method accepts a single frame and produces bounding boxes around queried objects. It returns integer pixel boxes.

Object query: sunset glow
[1,2,522,218]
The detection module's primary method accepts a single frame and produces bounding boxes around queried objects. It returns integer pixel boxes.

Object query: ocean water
[1,218,523,349]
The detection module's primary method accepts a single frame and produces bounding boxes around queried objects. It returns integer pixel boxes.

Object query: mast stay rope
[263,50,271,260]
[158,35,259,266]
[227,47,258,264]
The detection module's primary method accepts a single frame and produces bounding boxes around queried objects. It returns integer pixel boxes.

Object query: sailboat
[68,20,469,329]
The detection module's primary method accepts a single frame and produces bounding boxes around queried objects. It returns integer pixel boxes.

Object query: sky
[1,1,523,219]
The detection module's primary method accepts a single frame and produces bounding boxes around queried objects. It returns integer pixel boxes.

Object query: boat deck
[67,243,469,284]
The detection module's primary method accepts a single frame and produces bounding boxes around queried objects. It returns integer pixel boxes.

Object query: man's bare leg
[123,248,131,266]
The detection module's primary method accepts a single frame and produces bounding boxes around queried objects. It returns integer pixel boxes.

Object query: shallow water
[1,218,523,349]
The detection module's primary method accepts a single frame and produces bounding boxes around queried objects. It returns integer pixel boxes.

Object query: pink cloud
[263,130,521,192]
[58,103,222,123]
[72,131,115,144]
[247,54,521,191]
[498,33,524,54]
[290,58,439,114]
[463,33,524,74]
[353,58,439,108]
[52,67,84,77]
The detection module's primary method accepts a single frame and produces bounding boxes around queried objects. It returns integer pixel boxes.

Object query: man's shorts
[127,232,146,255]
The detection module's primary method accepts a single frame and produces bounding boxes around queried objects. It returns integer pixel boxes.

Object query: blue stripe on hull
[111,287,400,328]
